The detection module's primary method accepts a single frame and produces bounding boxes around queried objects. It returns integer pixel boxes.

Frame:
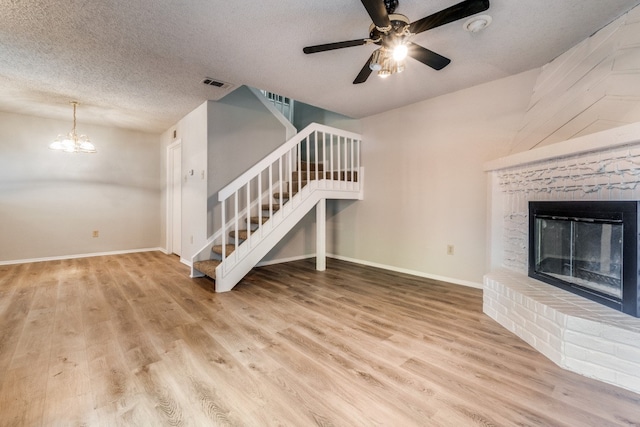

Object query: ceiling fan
[303,0,490,84]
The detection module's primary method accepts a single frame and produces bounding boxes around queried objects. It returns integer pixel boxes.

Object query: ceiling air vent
[202,78,233,89]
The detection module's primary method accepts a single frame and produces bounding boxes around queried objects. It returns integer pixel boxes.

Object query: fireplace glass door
[534,216,623,299]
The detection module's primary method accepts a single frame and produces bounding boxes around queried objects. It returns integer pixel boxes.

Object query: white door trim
[166,140,182,255]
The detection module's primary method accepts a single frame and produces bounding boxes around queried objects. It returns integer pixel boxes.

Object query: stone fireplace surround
[484,122,640,395]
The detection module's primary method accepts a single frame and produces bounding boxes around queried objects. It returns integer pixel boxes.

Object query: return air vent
[202,77,233,89]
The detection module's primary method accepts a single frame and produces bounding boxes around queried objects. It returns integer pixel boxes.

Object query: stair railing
[216,122,362,279]
[259,90,295,123]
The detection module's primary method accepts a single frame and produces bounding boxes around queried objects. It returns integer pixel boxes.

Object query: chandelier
[49,101,96,153]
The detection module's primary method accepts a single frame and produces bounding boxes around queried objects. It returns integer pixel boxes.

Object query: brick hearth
[484,269,640,394]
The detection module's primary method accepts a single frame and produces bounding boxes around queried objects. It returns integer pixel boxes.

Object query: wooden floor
[1,252,639,426]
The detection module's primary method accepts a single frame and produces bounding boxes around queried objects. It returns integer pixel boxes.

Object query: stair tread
[250,216,270,224]
[300,162,324,171]
[261,203,281,211]
[212,244,236,256]
[273,192,295,200]
[229,229,253,240]
[193,259,221,279]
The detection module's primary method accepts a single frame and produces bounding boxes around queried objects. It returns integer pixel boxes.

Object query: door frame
[166,140,182,255]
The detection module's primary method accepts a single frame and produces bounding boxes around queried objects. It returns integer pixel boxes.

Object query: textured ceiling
[1,0,640,134]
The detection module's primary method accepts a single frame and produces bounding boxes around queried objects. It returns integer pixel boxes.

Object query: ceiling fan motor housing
[369,14,411,47]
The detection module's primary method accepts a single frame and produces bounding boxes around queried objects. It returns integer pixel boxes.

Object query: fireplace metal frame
[528,200,640,317]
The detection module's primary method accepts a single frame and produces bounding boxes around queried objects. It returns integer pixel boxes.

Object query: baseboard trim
[2,249,482,290]
[327,254,483,289]
[251,253,483,289]
[0,247,165,266]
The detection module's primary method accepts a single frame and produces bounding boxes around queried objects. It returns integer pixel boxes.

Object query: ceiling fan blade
[407,43,451,70]
[409,0,490,34]
[353,54,374,84]
[303,39,368,54]
[360,0,391,29]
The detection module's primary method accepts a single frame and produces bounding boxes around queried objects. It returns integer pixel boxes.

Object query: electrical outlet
[447,245,454,255]
[190,235,194,244]
[93,230,99,238]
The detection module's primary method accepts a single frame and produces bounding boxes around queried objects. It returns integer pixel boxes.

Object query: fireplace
[529,201,640,317]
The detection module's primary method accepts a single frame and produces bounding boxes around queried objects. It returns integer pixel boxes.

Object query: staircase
[191,123,363,292]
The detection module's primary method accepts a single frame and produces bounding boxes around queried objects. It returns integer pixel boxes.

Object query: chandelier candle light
[49,101,96,153]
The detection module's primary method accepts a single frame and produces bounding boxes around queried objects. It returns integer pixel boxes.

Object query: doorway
[167,141,182,256]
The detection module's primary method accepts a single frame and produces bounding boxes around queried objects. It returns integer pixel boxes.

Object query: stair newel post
[316,198,326,271]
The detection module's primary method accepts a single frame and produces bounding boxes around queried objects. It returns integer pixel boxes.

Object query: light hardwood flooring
[1,252,639,426]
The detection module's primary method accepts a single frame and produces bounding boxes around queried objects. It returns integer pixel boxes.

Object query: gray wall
[293,101,361,134]
[1,111,161,262]
[207,87,289,235]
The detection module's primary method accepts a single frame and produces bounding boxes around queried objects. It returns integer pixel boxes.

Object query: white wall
[327,69,539,286]
[160,101,209,264]
[0,111,161,262]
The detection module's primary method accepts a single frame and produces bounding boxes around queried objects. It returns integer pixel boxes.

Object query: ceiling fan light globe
[370,48,386,71]
[393,44,408,61]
